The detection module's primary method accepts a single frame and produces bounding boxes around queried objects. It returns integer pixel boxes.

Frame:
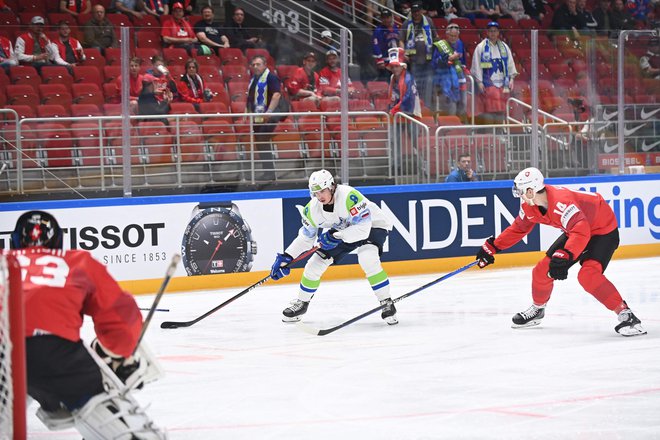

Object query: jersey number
[16,255,70,288]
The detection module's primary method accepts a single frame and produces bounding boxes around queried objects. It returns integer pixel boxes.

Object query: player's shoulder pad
[296,203,317,229]
[344,188,365,210]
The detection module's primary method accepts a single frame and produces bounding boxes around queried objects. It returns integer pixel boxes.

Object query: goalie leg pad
[73,390,167,440]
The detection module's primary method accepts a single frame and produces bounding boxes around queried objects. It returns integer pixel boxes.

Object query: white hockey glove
[91,339,145,390]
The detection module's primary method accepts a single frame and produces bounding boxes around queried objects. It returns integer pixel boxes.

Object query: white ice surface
[26,257,660,439]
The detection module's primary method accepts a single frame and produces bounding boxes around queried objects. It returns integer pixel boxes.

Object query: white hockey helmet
[512,167,545,198]
[309,169,335,195]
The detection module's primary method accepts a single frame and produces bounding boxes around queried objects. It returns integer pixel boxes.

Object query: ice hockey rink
[26,256,660,439]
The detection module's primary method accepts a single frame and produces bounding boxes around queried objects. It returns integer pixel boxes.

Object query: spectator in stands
[178,58,213,111]
[226,7,264,52]
[182,0,195,15]
[112,0,146,20]
[388,47,422,118]
[52,20,86,69]
[577,0,598,32]
[115,56,144,113]
[161,2,198,54]
[399,2,437,109]
[471,21,518,124]
[458,0,485,21]
[372,8,401,81]
[143,0,169,17]
[15,16,55,72]
[445,153,480,182]
[138,74,172,117]
[609,0,635,33]
[287,52,321,105]
[60,0,92,18]
[320,30,339,53]
[626,0,654,21]
[500,0,530,21]
[551,0,586,41]
[522,0,546,22]
[194,5,229,55]
[432,23,465,119]
[83,4,118,52]
[319,49,355,99]
[0,34,17,72]
[592,0,611,31]
[0,0,11,11]
[247,54,282,182]
[639,40,660,79]
[479,0,503,19]
[426,0,461,20]
[146,54,179,102]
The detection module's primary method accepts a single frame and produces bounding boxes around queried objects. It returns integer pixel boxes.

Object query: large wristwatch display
[181,202,257,275]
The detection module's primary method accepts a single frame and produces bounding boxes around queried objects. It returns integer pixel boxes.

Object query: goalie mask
[308,169,336,197]
[11,210,63,250]
[512,167,545,200]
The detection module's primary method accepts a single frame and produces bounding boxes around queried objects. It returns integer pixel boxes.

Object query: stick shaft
[134,254,180,351]
[304,261,478,336]
[161,247,318,329]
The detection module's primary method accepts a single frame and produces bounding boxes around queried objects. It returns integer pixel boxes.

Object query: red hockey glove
[548,249,573,280]
[476,237,499,268]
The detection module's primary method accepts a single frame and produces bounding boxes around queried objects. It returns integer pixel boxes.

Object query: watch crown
[250,241,258,255]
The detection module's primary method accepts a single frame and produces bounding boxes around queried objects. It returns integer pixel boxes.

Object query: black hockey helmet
[11,210,63,250]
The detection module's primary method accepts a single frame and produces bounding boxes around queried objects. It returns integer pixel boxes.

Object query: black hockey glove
[92,339,143,389]
[548,249,573,280]
[476,237,499,268]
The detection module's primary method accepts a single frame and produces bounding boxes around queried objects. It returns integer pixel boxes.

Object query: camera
[156,65,169,76]
[203,88,215,102]
[568,98,586,113]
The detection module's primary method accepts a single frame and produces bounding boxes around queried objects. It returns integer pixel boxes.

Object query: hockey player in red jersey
[10,210,166,439]
[475,168,646,337]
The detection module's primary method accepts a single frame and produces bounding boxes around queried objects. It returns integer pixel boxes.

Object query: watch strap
[197,202,233,209]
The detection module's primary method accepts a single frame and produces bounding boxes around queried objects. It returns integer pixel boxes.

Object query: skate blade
[282,316,302,323]
[511,319,542,329]
[617,324,647,337]
[383,316,399,326]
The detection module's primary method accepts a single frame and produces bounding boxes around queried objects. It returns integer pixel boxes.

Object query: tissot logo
[65,223,166,250]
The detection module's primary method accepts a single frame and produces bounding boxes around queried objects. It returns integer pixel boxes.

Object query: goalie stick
[160,246,319,329]
[298,260,478,336]
[135,253,181,351]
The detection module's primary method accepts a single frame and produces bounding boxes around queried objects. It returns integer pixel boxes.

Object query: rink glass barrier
[0,175,658,293]
[0,19,659,197]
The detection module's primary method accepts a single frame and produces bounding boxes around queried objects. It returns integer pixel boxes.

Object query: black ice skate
[512,304,545,328]
[282,299,309,322]
[615,309,647,337]
[380,299,398,325]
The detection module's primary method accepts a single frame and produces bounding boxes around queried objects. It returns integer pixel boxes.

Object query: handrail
[393,112,431,184]
[0,109,20,193]
[344,0,407,28]
[506,97,569,126]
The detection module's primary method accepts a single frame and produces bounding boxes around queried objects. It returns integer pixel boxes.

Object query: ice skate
[282,299,309,322]
[615,309,647,337]
[512,304,545,328]
[380,299,398,325]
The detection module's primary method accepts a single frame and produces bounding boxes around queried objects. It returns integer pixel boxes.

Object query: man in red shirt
[476,167,646,337]
[318,49,354,98]
[161,2,198,54]
[286,51,320,105]
[9,210,166,438]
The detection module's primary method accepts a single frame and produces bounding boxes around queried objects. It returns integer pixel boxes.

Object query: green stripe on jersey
[303,203,317,228]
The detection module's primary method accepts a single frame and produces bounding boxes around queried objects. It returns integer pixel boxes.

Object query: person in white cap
[476,167,646,337]
[15,16,56,71]
[320,29,339,53]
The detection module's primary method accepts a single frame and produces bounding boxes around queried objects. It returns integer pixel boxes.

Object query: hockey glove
[548,249,573,280]
[318,229,342,250]
[92,339,143,389]
[476,237,499,268]
[270,253,293,280]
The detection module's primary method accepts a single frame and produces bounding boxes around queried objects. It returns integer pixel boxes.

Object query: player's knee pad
[577,260,604,290]
[357,244,383,277]
[72,390,167,440]
[302,253,333,280]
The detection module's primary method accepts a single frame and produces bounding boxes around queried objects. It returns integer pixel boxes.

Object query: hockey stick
[134,253,181,351]
[139,307,170,312]
[298,260,479,336]
[160,246,319,329]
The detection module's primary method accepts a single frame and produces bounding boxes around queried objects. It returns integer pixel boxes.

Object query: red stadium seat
[82,48,106,68]
[36,122,75,168]
[136,30,162,49]
[162,47,189,66]
[221,65,249,82]
[218,47,246,66]
[366,81,389,99]
[37,104,71,119]
[73,65,104,87]
[104,47,122,65]
[204,82,230,106]
[135,47,161,62]
[71,122,103,167]
[40,65,73,90]
[198,65,223,84]
[71,104,103,117]
[10,66,41,88]
[6,84,39,109]
[72,83,104,107]
[227,81,248,102]
[39,83,72,106]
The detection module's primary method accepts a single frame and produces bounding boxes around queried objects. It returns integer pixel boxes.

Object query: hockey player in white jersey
[270,169,398,324]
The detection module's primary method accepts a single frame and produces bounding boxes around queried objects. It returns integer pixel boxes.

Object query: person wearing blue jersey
[270,170,398,325]
[431,23,468,119]
[372,8,400,80]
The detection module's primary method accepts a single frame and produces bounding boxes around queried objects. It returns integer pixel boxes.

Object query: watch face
[181,207,254,275]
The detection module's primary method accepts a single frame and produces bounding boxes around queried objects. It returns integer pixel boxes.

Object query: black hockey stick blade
[298,260,478,336]
[160,247,319,329]
[134,253,181,352]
